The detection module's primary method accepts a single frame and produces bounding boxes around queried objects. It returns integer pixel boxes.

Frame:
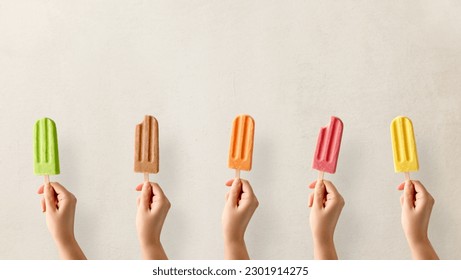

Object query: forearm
[224,238,250,260]
[56,238,87,260]
[141,242,168,260]
[313,237,338,260]
[408,238,439,260]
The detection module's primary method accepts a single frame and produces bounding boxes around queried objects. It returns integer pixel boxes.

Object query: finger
[37,185,44,194]
[397,182,405,191]
[322,180,340,196]
[227,178,243,207]
[43,183,57,213]
[140,182,152,210]
[225,179,234,186]
[49,182,71,196]
[308,192,314,207]
[313,180,326,209]
[308,181,316,189]
[40,197,46,212]
[150,182,166,198]
[225,192,230,201]
[403,181,415,209]
[137,197,141,207]
[240,179,255,196]
[135,183,143,191]
[412,181,429,195]
[400,194,404,206]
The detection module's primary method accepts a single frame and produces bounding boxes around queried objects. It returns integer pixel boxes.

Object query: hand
[222,178,259,260]
[308,180,344,260]
[398,180,439,260]
[37,182,86,260]
[136,182,171,260]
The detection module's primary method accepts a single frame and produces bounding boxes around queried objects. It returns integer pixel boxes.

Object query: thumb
[313,180,326,209]
[43,183,57,213]
[140,182,152,210]
[403,181,415,209]
[227,178,242,207]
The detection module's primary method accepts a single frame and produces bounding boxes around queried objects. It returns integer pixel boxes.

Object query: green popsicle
[34,118,60,183]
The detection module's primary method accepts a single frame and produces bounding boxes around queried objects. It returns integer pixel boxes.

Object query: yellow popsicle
[390,116,419,176]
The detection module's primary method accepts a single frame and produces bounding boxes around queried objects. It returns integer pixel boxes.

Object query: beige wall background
[1,0,460,259]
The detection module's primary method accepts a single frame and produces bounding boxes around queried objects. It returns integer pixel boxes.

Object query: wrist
[55,234,77,249]
[312,236,337,260]
[407,236,439,260]
[407,235,431,252]
[55,238,86,260]
[406,234,430,248]
[225,237,245,247]
[313,234,334,247]
[224,237,249,260]
[140,237,162,251]
[141,243,163,254]
[140,241,168,260]
[224,232,245,246]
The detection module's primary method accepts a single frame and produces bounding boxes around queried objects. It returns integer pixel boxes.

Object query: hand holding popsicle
[308,180,344,260]
[398,181,439,260]
[222,178,259,260]
[134,115,169,259]
[34,118,85,259]
[37,183,86,260]
[223,115,257,259]
[309,117,343,259]
[135,182,170,260]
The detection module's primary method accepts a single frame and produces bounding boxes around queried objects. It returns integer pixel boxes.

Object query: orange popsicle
[228,115,255,178]
[134,115,159,182]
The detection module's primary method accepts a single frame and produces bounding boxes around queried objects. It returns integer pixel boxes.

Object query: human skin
[308,180,345,260]
[37,182,86,260]
[222,178,259,260]
[135,182,171,260]
[398,180,439,260]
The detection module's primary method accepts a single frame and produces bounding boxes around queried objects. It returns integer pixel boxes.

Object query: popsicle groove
[326,121,335,162]
[231,118,239,159]
[147,116,152,162]
[401,118,409,162]
[42,119,48,162]
[241,117,248,160]
[135,125,141,162]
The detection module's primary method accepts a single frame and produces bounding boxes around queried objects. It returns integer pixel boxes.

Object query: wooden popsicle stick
[44,175,50,186]
[144,173,149,183]
[235,169,240,179]
[317,171,324,183]
[404,172,410,182]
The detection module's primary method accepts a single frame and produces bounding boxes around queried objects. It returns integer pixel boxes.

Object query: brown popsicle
[134,115,159,182]
[228,115,255,179]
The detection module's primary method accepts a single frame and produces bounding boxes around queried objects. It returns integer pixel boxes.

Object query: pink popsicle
[312,116,344,179]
